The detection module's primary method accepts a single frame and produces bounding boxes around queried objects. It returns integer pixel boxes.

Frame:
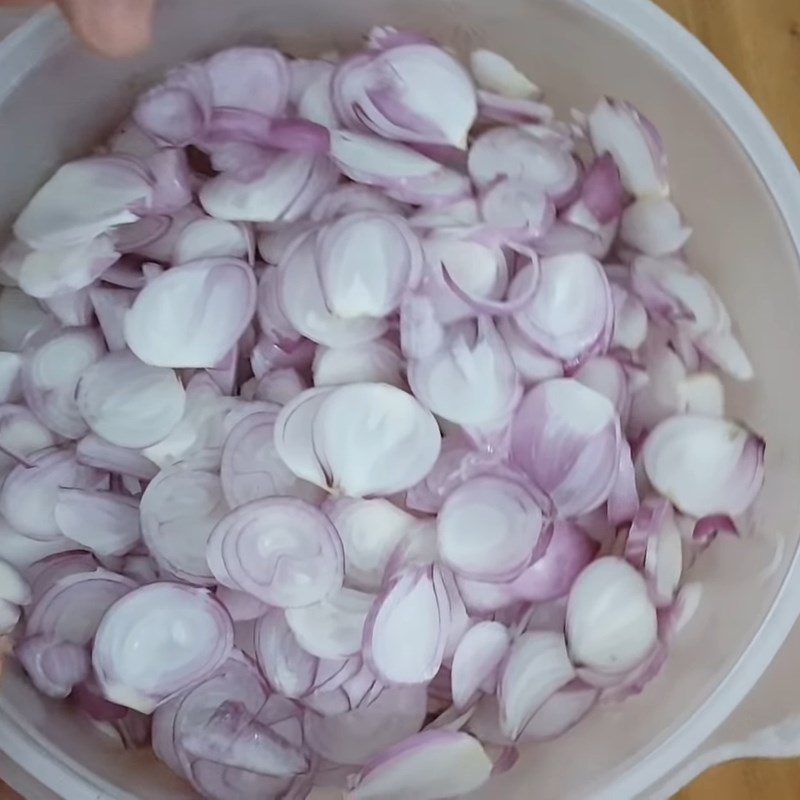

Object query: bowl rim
[575,3,800,797]
[0,2,799,799]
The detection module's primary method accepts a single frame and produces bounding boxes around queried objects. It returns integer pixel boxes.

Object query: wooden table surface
[1,0,800,798]
[659,3,800,797]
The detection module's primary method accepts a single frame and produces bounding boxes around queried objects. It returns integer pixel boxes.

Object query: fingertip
[60,0,155,58]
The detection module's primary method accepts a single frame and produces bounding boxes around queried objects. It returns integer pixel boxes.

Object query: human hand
[1,0,155,57]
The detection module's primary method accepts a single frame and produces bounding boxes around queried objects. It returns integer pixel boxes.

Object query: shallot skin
[0,28,763,800]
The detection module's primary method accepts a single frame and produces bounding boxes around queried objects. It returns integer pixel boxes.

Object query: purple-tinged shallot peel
[511,378,622,517]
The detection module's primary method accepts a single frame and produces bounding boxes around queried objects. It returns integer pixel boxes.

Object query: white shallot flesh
[0,30,764,800]
[92,582,233,713]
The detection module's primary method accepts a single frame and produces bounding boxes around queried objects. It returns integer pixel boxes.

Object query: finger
[57,0,156,58]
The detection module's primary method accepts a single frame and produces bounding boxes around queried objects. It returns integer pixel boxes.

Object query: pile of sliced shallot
[0,27,764,800]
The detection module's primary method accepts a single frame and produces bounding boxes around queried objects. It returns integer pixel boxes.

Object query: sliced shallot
[498,631,575,740]
[470,49,539,98]
[587,98,668,199]
[76,351,185,448]
[409,318,520,429]
[16,634,90,698]
[76,433,158,480]
[272,387,332,489]
[255,609,318,699]
[93,582,233,713]
[330,130,470,206]
[278,230,388,347]
[304,684,427,767]
[510,520,599,602]
[308,383,442,497]
[22,327,106,439]
[0,448,104,541]
[566,556,657,674]
[140,468,228,585]
[451,622,510,710]
[199,153,338,223]
[349,730,492,800]
[316,213,422,320]
[124,258,256,368]
[468,126,578,197]
[516,682,598,742]
[334,45,476,148]
[14,156,152,249]
[313,340,405,389]
[285,586,373,660]
[220,410,322,509]
[0,403,56,479]
[54,489,140,557]
[620,198,691,257]
[206,498,344,608]
[511,252,612,364]
[325,497,417,593]
[511,379,621,517]
[437,476,543,582]
[643,414,765,517]
[364,565,449,685]
[26,568,137,645]
[0,31,770,799]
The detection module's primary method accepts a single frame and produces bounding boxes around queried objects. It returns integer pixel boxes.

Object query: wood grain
[656,5,800,798]
[674,757,800,800]
[1,1,799,799]
[655,0,800,162]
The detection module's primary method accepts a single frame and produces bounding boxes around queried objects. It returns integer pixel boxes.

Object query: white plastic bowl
[1,2,800,798]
